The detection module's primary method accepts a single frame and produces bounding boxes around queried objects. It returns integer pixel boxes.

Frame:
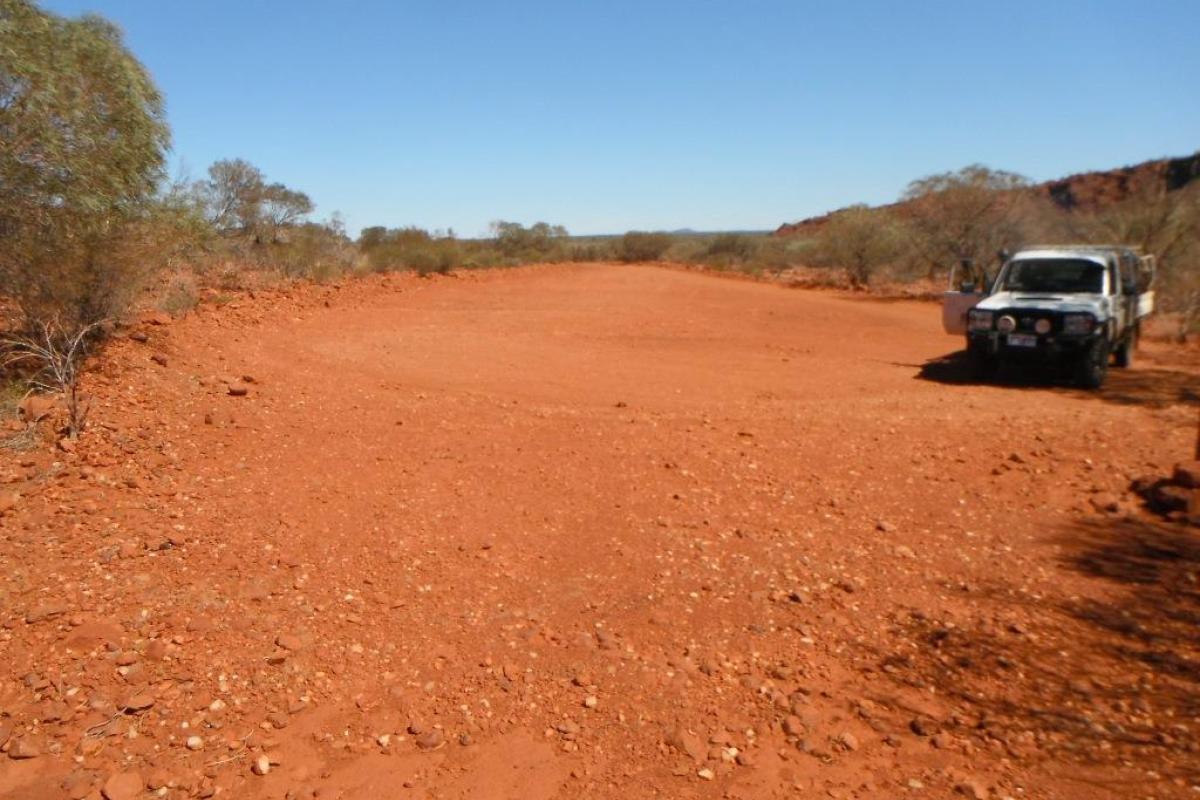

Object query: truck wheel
[1113,328,1136,368]
[1075,338,1109,389]
[967,342,997,381]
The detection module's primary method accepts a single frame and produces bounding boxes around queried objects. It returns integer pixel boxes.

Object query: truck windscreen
[1000,259,1104,294]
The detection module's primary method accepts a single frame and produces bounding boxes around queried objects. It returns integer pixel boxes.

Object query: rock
[837,731,859,751]
[8,737,41,759]
[122,693,155,712]
[956,779,990,799]
[697,768,715,780]
[1151,484,1191,513]
[1130,475,1161,497]
[782,715,805,737]
[665,727,706,763]
[1089,492,1120,514]
[583,695,598,709]
[186,736,204,750]
[251,754,271,776]
[150,353,168,367]
[876,520,897,533]
[146,770,172,791]
[25,603,69,624]
[128,331,149,343]
[416,729,444,751]
[1174,461,1200,489]
[275,633,303,651]
[143,311,173,325]
[909,718,933,736]
[228,386,249,397]
[18,393,59,423]
[101,771,143,800]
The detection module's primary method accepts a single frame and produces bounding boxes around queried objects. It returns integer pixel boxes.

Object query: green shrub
[704,234,758,262]
[618,231,673,262]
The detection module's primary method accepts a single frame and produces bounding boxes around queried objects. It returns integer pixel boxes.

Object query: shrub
[158,274,199,316]
[704,234,758,262]
[618,232,673,262]
[0,0,170,328]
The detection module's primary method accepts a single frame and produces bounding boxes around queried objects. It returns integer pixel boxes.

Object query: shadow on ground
[872,514,1200,787]
[913,349,1199,409]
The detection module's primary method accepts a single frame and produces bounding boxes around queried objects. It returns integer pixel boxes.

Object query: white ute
[942,245,1156,389]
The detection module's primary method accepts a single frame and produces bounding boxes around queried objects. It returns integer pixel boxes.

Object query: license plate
[1007,334,1037,348]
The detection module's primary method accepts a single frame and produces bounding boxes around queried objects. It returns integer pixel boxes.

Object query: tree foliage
[491,221,568,259]
[201,158,313,241]
[618,231,673,262]
[818,205,901,287]
[0,0,170,324]
[902,165,1030,281]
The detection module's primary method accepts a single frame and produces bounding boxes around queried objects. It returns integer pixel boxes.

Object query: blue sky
[44,0,1200,237]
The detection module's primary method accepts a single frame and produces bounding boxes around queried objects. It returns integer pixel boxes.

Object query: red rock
[228,386,249,397]
[415,729,445,750]
[102,770,143,800]
[1174,461,1200,489]
[25,603,69,624]
[275,633,303,651]
[121,693,155,712]
[7,736,40,759]
[665,727,706,763]
[1089,493,1120,513]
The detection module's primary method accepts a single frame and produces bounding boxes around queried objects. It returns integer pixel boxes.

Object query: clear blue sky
[44,0,1200,237]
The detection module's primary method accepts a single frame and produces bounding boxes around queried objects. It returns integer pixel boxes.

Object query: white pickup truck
[942,245,1156,389]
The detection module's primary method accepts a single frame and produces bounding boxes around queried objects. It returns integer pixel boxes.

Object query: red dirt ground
[1,264,1198,800]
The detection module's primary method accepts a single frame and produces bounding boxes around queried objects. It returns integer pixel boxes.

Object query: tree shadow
[871,515,1200,787]
[913,349,1200,409]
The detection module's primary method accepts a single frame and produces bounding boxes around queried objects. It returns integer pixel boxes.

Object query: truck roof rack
[1021,243,1142,252]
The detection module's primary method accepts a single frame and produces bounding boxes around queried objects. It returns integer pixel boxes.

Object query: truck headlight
[1063,314,1095,334]
[968,310,993,331]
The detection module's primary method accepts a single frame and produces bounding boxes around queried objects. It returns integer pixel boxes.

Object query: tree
[902,165,1030,283]
[618,231,673,262]
[0,0,170,325]
[818,205,901,287]
[1076,181,1200,338]
[200,159,313,242]
[490,221,568,259]
[202,158,265,233]
[260,183,313,241]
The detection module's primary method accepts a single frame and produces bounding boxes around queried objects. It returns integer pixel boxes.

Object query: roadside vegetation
[1,0,1198,442]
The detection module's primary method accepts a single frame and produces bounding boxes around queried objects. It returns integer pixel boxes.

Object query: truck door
[942,260,985,335]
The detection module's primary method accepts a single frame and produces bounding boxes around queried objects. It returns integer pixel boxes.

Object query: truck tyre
[1075,337,1109,389]
[1113,328,1136,368]
[966,341,997,381]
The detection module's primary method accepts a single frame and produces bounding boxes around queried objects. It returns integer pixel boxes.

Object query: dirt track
[1,264,1198,800]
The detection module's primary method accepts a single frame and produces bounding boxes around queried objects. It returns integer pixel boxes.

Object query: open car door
[942,260,987,335]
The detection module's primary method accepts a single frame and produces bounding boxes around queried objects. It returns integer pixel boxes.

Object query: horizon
[42,0,1200,237]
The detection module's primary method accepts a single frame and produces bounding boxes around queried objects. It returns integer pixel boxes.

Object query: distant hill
[775,151,1200,237]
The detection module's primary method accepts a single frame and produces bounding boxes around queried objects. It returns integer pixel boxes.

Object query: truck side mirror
[961,281,976,294]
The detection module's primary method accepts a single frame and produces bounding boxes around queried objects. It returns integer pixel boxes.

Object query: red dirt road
[1,264,1197,799]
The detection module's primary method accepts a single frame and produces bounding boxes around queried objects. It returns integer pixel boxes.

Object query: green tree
[902,165,1030,282]
[0,0,170,325]
[818,205,901,287]
[491,220,568,259]
[618,231,673,262]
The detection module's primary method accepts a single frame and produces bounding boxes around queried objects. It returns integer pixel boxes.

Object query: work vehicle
[942,245,1156,389]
